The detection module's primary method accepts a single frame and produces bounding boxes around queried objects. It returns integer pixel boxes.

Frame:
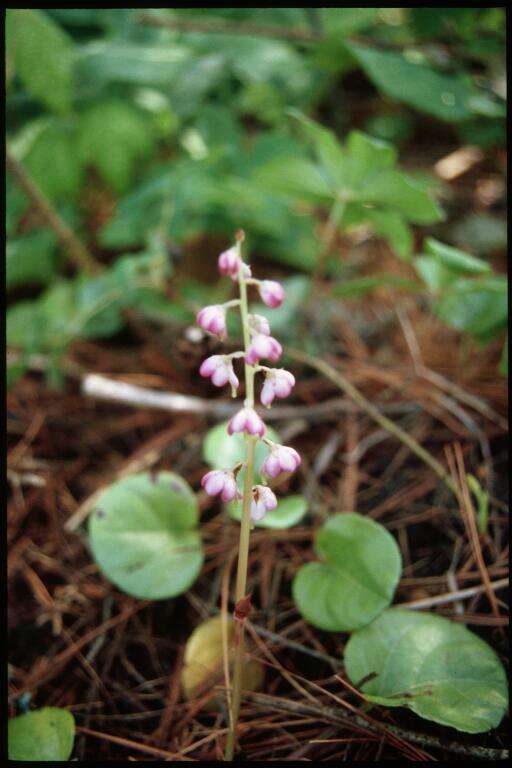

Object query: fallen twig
[245,691,509,761]
[81,372,418,421]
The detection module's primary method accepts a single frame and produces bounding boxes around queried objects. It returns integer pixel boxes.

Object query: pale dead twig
[398,577,508,611]
[81,373,416,421]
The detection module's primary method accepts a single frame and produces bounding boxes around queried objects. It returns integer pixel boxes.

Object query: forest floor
[7,137,509,761]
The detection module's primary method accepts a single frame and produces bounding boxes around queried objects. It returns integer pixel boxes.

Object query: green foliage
[345,608,508,733]
[22,120,83,203]
[8,707,75,761]
[414,239,507,362]
[89,472,203,600]
[7,229,60,288]
[77,101,157,193]
[292,513,401,632]
[5,9,506,381]
[256,113,443,260]
[435,275,507,344]
[347,43,503,123]
[6,251,173,386]
[6,9,74,113]
[229,494,307,530]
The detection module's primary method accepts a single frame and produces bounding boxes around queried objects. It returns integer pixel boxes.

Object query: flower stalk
[197,230,300,760]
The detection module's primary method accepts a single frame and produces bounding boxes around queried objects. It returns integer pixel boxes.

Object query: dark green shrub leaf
[425,237,491,275]
[7,229,59,288]
[435,275,507,341]
[89,472,203,600]
[78,100,156,193]
[23,120,83,203]
[348,43,474,122]
[345,608,508,733]
[6,10,73,114]
[293,513,402,632]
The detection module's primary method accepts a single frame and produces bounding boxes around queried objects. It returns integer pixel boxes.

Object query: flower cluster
[198,233,300,522]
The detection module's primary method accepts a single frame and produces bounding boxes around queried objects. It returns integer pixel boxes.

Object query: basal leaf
[8,707,75,761]
[89,472,203,600]
[293,513,402,632]
[182,616,264,701]
[229,494,307,529]
[345,608,508,733]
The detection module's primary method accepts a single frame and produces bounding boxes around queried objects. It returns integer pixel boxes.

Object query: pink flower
[200,355,239,390]
[196,305,227,338]
[249,313,271,336]
[246,334,282,366]
[218,247,241,280]
[228,407,266,437]
[260,369,295,406]
[201,470,239,502]
[261,444,301,479]
[251,485,277,521]
[259,280,284,308]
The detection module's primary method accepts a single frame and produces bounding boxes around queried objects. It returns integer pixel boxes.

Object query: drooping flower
[260,368,295,406]
[196,305,227,338]
[246,334,282,365]
[200,355,239,390]
[261,444,301,479]
[248,313,271,336]
[218,246,241,280]
[201,469,239,502]
[250,485,277,521]
[259,280,285,308]
[228,407,266,437]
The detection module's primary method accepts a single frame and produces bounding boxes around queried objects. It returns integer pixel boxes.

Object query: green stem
[225,237,257,761]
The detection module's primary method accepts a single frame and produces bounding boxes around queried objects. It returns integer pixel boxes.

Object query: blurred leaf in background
[6,8,507,383]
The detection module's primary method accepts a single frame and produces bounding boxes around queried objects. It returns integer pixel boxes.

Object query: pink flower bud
[196,305,227,339]
[249,313,271,336]
[228,407,266,437]
[261,444,301,479]
[260,369,295,407]
[259,280,284,308]
[246,334,282,366]
[201,469,239,502]
[218,247,241,280]
[251,485,278,521]
[199,355,239,390]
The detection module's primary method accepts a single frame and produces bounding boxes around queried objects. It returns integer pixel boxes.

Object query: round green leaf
[89,471,203,600]
[345,608,508,734]
[229,494,307,529]
[9,707,75,761]
[203,420,280,482]
[292,513,401,632]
